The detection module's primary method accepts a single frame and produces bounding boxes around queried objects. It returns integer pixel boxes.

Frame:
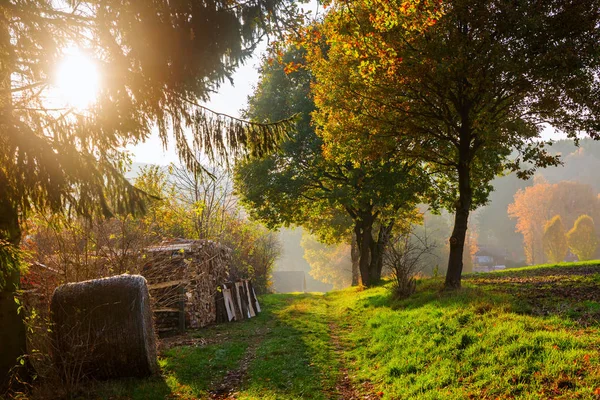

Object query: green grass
[87,338,248,399]
[236,295,339,399]
[71,262,600,399]
[331,281,600,399]
[86,294,340,400]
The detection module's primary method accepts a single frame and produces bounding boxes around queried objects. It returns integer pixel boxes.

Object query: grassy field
[79,261,600,399]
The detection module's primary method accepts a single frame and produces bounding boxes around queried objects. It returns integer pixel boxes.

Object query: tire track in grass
[208,326,270,399]
[327,322,379,399]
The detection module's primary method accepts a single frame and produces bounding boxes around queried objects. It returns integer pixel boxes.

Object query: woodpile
[142,239,231,334]
[50,274,158,381]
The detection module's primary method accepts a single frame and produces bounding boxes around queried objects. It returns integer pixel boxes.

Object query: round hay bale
[50,274,158,381]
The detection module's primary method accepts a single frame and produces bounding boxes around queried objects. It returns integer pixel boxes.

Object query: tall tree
[543,215,568,264]
[508,179,554,265]
[170,164,239,241]
[567,215,599,262]
[304,0,600,289]
[1,0,298,388]
[235,47,426,286]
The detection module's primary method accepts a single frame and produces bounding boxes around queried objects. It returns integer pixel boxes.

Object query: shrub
[384,232,436,299]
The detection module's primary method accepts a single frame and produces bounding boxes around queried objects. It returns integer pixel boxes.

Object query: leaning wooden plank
[222,286,235,322]
[227,282,244,321]
[51,274,158,381]
[236,281,251,319]
[244,280,256,317]
[248,280,261,313]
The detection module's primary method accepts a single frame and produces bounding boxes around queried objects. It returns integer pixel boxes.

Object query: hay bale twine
[50,274,158,381]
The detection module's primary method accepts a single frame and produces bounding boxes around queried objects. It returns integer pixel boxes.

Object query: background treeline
[23,165,281,295]
[475,138,600,266]
[272,139,600,291]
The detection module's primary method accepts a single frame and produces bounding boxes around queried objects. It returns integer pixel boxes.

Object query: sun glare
[55,48,100,109]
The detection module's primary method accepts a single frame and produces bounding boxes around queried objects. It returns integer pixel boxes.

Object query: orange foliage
[508,179,553,265]
[508,179,600,264]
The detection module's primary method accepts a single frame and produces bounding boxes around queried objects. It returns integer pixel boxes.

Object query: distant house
[473,245,510,272]
[271,271,306,293]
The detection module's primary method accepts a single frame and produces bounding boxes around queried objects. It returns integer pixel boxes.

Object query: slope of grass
[331,281,600,399]
[65,262,600,399]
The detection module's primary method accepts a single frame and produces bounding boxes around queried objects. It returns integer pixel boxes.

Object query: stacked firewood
[142,239,231,333]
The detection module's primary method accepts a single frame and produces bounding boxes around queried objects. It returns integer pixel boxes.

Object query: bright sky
[129,44,266,166]
[130,1,321,167]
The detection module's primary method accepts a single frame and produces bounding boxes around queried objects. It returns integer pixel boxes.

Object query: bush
[384,232,436,299]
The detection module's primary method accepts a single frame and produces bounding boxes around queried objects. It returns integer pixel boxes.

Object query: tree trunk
[350,233,360,286]
[445,160,472,289]
[372,220,394,283]
[0,197,27,392]
[0,13,27,391]
[354,212,375,287]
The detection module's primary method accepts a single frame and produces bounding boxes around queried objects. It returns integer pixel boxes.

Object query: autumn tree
[134,166,195,239]
[462,227,478,274]
[304,0,600,289]
[543,216,568,264]
[235,46,426,286]
[508,179,553,265]
[567,215,599,262]
[170,165,238,240]
[0,0,300,388]
[547,182,600,230]
[508,180,600,264]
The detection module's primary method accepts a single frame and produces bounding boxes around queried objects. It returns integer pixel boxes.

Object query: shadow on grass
[235,293,339,400]
[91,293,338,400]
[379,264,600,327]
[86,375,173,400]
[89,340,248,400]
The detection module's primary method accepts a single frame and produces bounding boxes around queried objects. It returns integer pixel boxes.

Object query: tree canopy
[543,215,568,264]
[235,46,427,286]
[302,0,600,288]
[567,215,598,262]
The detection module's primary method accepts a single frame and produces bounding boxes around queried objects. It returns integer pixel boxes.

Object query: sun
[55,48,100,109]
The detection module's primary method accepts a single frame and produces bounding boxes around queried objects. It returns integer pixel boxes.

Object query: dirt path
[328,323,379,400]
[208,326,270,399]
